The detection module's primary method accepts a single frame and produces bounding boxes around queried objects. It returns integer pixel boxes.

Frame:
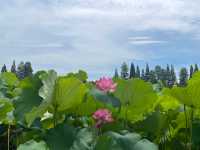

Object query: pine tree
[171,65,176,82]
[24,62,33,77]
[190,65,194,78]
[114,68,119,78]
[141,69,145,80]
[154,65,162,81]
[11,60,16,74]
[160,69,167,86]
[149,70,157,84]
[129,63,135,78]
[1,64,7,73]
[144,63,150,81]
[179,67,188,87]
[166,64,172,87]
[121,62,129,79]
[170,65,176,87]
[17,62,25,79]
[194,64,199,72]
[135,65,140,78]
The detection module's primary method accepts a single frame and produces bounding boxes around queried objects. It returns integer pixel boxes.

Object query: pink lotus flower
[92,109,114,128]
[96,77,117,93]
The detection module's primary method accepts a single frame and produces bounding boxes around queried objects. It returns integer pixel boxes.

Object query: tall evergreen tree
[11,60,16,74]
[121,62,129,79]
[155,65,162,81]
[129,63,135,78]
[1,64,7,73]
[24,62,33,77]
[144,63,150,81]
[170,65,176,82]
[194,64,199,72]
[141,69,145,80]
[165,64,172,87]
[135,65,140,78]
[17,62,25,79]
[179,67,188,87]
[149,70,157,84]
[190,65,194,78]
[170,65,176,87]
[114,68,119,78]
[166,64,170,73]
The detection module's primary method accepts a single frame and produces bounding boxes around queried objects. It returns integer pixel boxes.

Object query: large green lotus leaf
[165,72,200,107]
[70,128,95,150]
[14,72,44,124]
[67,70,88,82]
[90,88,121,108]
[192,120,200,145]
[26,70,87,126]
[25,70,58,126]
[114,79,157,105]
[73,93,104,116]
[94,131,158,150]
[45,124,94,150]
[0,72,19,98]
[170,112,186,138]
[0,98,14,124]
[134,110,168,134]
[158,95,181,111]
[114,79,157,122]
[45,124,76,150]
[0,72,18,87]
[188,72,200,83]
[54,76,87,112]
[17,140,49,150]
[133,139,158,150]
[186,74,200,107]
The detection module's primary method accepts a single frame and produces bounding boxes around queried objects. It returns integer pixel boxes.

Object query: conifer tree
[24,62,33,77]
[149,70,157,84]
[141,69,145,80]
[194,64,199,72]
[1,64,7,73]
[190,65,194,78]
[170,65,176,87]
[121,62,129,79]
[155,65,162,81]
[165,64,172,87]
[135,65,140,78]
[145,63,150,81]
[11,60,16,74]
[170,65,176,83]
[129,63,135,78]
[17,62,25,79]
[114,68,119,78]
[179,67,188,87]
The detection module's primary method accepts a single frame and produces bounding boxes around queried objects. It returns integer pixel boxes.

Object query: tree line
[1,61,33,79]
[114,62,199,88]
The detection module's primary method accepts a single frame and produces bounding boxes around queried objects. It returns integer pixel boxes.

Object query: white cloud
[128,36,167,45]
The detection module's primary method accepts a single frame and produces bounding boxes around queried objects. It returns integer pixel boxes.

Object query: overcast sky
[0,0,200,79]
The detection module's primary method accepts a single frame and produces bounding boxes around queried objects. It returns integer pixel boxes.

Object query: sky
[0,0,200,79]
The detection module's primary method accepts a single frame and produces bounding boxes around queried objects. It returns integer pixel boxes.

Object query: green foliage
[165,72,200,107]
[26,70,88,126]
[121,62,129,79]
[14,73,43,125]
[90,88,121,108]
[17,140,49,150]
[114,78,157,122]
[67,70,88,82]
[7,69,200,149]
[95,131,158,150]
[0,98,14,124]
